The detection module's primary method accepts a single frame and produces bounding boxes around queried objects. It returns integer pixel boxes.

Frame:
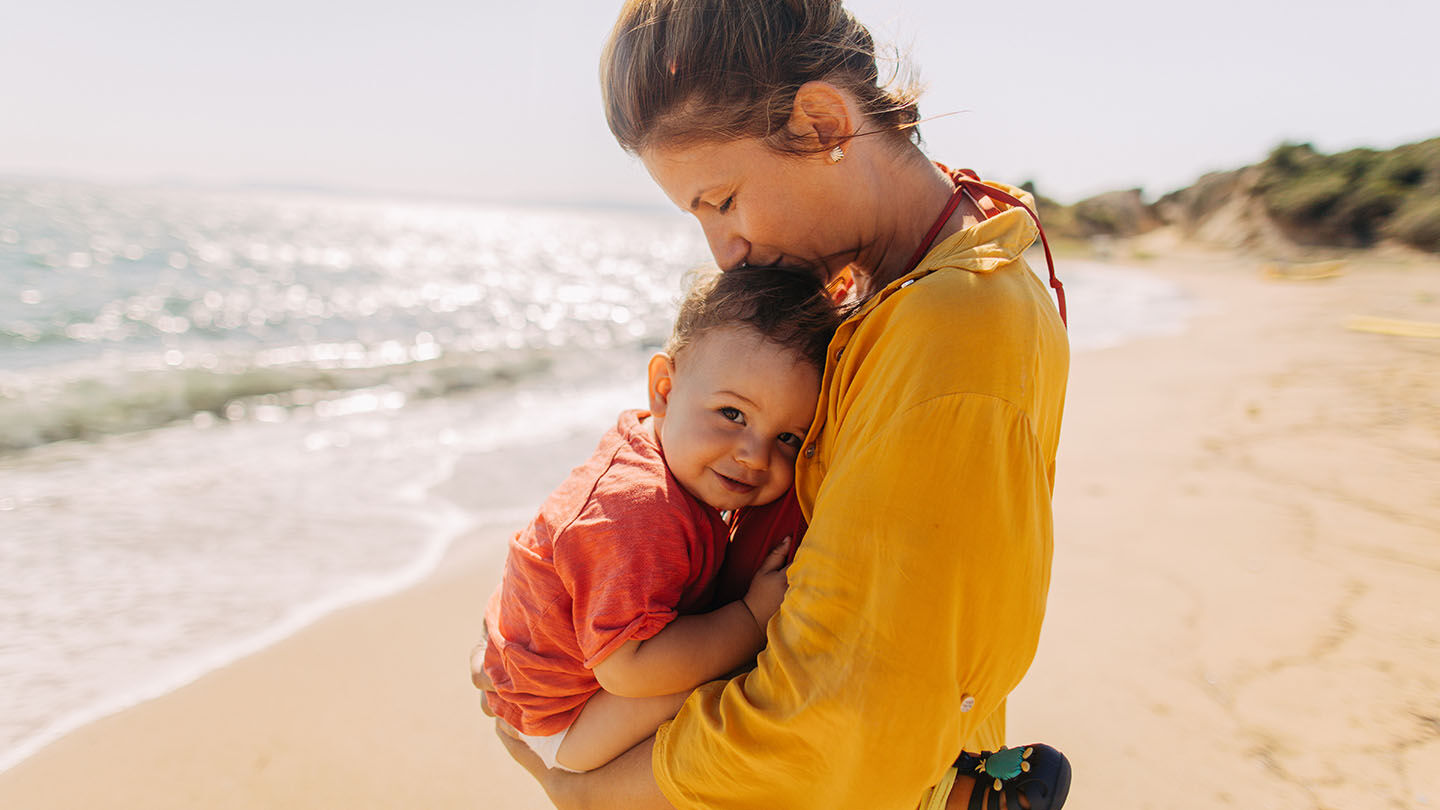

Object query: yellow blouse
[652,192,1071,810]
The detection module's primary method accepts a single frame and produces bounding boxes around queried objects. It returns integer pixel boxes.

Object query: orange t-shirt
[482,409,729,736]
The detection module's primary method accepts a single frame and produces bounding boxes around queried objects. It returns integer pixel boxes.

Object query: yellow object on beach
[1343,315,1440,338]
[1262,260,1346,281]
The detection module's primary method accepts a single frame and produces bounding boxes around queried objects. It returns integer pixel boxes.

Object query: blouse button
[803,444,816,459]
[960,693,975,713]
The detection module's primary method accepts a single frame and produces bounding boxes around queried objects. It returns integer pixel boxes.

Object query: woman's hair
[667,266,844,373]
[602,0,921,155]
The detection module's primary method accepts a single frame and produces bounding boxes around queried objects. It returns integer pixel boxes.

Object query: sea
[0,177,1191,774]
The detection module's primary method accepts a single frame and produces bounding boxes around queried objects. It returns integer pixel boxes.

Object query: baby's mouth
[714,471,758,493]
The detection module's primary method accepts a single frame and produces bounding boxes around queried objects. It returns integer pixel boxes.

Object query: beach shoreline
[2,247,1437,809]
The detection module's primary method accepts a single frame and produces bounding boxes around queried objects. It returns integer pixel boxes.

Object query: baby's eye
[777,432,803,450]
[718,406,745,424]
[718,195,735,214]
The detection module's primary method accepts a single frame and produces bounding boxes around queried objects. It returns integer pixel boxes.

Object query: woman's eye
[777,432,803,450]
[718,195,734,214]
[718,406,745,424]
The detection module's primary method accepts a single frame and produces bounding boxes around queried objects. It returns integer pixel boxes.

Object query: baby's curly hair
[667,265,843,373]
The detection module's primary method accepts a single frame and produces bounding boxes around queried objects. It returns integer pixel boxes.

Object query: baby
[480,266,842,773]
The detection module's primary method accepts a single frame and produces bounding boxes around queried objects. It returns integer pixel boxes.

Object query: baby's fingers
[759,537,792,572]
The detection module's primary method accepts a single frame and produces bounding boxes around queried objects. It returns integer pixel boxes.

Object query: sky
[1,0,1436,206]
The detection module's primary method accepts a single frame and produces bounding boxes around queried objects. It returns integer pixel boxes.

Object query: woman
[474,1,1070,807]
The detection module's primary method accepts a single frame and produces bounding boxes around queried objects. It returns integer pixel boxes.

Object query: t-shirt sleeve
[652,395,1054,809]
[553,490,698,670]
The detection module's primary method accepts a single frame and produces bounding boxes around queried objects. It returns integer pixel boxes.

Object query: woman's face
[640,138,861,280]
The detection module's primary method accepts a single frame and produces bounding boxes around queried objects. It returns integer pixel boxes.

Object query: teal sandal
[954,744,1071,810]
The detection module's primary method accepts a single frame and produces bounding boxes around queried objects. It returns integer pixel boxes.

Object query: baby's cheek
[772,457,797,489]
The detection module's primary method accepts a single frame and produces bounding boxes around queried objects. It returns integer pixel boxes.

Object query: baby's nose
[733,435,767,468]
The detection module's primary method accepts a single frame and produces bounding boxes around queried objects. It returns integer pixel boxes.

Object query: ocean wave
[0,345,570,453]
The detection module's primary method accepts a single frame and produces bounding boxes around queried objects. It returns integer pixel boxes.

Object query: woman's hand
[494,721,546,775]
[469,638,498,716]
[472,627,676,809]
[472,638,575,801]
[494,722,601,810]
[741,536,790,631]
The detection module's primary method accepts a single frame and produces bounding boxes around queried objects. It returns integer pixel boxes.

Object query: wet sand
[1,247,1436,809]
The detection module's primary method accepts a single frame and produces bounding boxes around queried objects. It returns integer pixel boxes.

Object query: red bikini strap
[904,181,970,273]
[905,166,1068,328]
[957,177,1068,328]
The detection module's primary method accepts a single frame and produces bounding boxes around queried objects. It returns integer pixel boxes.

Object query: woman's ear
[787,81,857,152]
[647,352,675,416]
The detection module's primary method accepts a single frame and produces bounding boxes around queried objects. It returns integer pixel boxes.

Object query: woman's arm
[648,395,1057,809]
[495,722,675,810]
[483,399,1050,809]
[592,539,788,697]
[473,645,676,808]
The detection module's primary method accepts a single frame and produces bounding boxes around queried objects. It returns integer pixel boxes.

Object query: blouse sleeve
[652,393,1055,809]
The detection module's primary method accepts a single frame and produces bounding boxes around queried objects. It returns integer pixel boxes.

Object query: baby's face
[650,326,820,512]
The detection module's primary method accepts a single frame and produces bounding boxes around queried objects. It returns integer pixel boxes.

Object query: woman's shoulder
[876,203,1051,329]
[867,255,1055,356]
[839,254,1068,416]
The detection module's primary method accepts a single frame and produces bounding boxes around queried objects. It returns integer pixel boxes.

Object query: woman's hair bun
[602,0,921,154]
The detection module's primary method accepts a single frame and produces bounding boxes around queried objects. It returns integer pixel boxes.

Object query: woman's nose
[702,220,749,271]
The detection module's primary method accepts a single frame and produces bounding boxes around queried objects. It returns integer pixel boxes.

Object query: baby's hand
[742,537,791,631]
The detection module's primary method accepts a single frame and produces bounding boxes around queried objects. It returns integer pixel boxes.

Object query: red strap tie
[905,166,1067,327]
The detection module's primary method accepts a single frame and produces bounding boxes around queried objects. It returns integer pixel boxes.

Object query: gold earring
[828,145,845,163]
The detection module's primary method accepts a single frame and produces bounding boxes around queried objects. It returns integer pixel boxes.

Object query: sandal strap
[955,744,1070,810]
[1004,781,1022,810]
[967,777,989,810]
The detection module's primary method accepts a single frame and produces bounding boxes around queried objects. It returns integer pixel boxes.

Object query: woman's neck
[847,149,982,298]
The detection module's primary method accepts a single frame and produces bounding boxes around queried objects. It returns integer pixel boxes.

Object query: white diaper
[516,726,584,773]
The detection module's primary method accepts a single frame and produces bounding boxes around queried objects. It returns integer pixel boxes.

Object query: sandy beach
[1,246,1436,809]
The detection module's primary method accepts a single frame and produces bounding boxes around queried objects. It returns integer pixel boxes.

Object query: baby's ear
[647,352,675,416]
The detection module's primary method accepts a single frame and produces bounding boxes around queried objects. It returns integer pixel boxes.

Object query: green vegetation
[1256,139,1440,250]
[1029,137,1440,252]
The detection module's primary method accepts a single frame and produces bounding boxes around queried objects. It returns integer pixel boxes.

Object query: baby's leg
[553,689,691,772]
